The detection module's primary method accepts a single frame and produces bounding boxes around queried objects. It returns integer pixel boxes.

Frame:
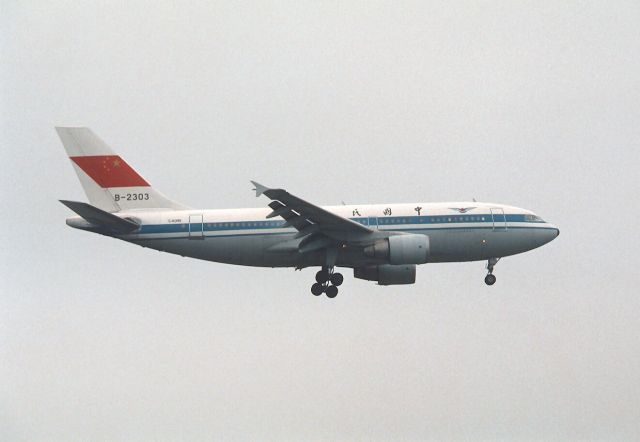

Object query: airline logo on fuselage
[448,207,476,213]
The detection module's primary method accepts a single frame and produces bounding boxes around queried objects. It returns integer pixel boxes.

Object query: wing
[251,181,372,253]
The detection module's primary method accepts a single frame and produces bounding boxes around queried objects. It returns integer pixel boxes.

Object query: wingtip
[251,180,268,197]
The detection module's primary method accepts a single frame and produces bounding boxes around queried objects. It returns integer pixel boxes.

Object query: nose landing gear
[485,257,500,285]
[311,267,343,298]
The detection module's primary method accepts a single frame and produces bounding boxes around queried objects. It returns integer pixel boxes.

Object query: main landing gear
[311,267,343,298]
[484,257,500,285]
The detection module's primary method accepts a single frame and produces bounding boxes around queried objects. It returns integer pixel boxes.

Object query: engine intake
[363,234,429,264]
[354,264,416,285]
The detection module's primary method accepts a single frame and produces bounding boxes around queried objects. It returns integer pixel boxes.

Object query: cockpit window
[524,214,544,222]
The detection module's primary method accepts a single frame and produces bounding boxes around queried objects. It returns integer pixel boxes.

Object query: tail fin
[56,127,187,212]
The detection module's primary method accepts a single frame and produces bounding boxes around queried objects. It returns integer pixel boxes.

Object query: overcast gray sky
[2,1,640,440]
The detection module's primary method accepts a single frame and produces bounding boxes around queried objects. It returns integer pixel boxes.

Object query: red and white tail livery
[56,127,186,212]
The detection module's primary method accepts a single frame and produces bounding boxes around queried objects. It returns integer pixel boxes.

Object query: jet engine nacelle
[354,264,416,285]
[363,234,429,264]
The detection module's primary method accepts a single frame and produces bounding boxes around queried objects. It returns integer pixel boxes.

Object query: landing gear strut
[311,266,343,298]
[485,258,500,285]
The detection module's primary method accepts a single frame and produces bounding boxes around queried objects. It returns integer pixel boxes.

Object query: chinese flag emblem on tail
[71,155,149,188]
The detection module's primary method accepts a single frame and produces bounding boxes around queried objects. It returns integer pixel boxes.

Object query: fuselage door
[189,214,204,239]
[490,208,507,231]
[368,216,378,229]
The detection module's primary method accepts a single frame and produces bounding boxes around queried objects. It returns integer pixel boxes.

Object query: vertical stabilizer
[56,127,188,212]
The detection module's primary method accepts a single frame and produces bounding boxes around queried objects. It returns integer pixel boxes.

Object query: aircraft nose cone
[547,225,560,242]
[534,224,559,248]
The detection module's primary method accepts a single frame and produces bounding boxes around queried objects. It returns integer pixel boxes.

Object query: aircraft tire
[315,270,329,283]
[330,273,344,286]
[311,283,325,296]
[326,285,339,298]
[484,274,497,286]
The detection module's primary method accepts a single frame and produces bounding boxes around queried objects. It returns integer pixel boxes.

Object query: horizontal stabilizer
[60,200,140,233]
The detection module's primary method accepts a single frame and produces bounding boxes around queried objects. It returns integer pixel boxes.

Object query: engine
[354,264,416,285]
[363,234,429,264]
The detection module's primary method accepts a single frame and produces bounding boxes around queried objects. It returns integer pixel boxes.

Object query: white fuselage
[68,202,559,269]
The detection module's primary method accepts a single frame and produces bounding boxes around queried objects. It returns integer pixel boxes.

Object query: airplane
[57,127,559,298]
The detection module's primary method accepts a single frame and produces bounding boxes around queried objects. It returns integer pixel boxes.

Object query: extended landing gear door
[189,214,204,239]
[490,208,507,231]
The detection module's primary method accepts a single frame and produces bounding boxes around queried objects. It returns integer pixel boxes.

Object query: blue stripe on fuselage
[134,214,543,235]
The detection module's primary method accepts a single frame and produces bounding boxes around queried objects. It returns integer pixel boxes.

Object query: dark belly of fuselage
[128,227,548,268]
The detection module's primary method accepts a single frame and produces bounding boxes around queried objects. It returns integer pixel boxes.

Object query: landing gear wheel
[325,285,339,298]
[484,274,497,286]
[311,283,324,296]
[330,273,344,286]
[315,270,329,284]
